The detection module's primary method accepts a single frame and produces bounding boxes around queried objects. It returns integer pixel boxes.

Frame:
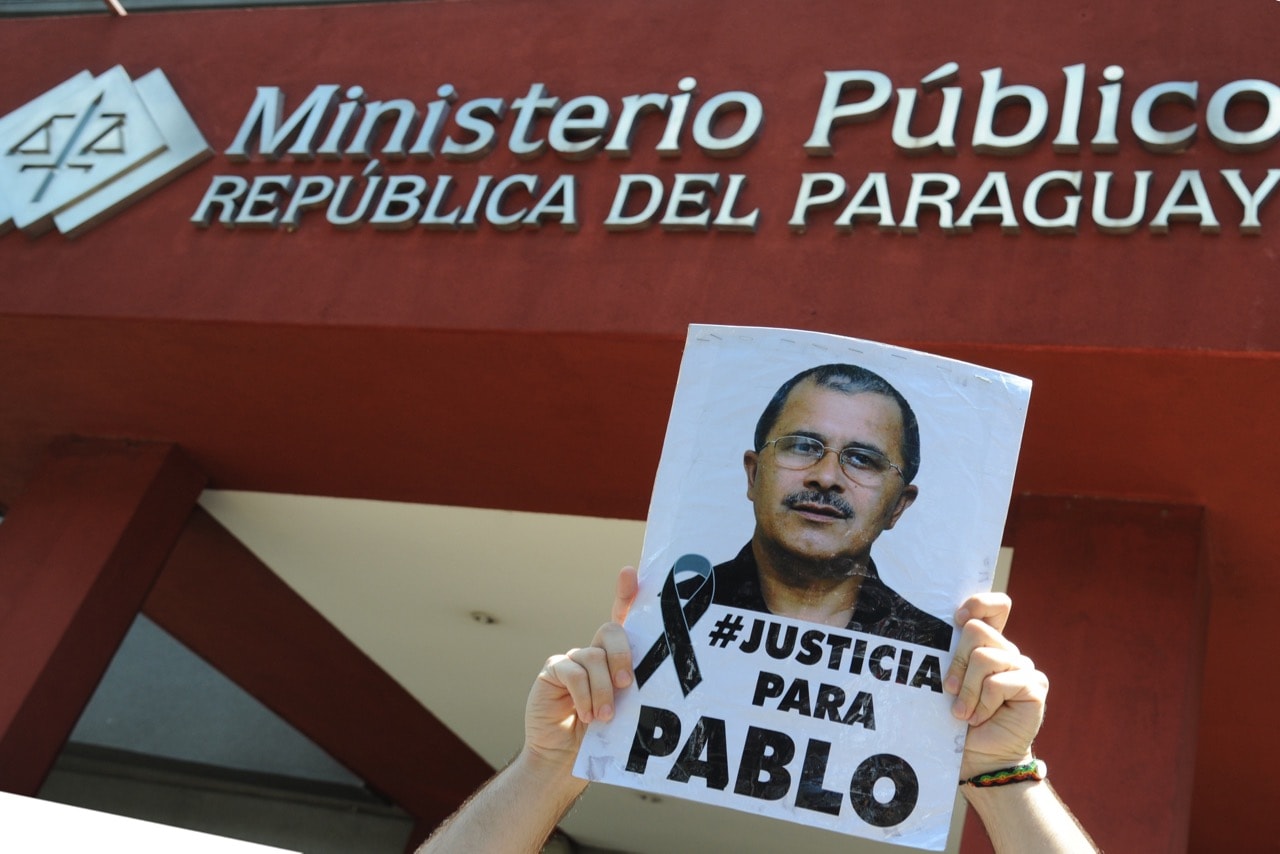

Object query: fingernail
[944,675,960,695]
[615,670,633,688]
[954,608,971,625]
[951,698,968,719]
[598,704,613,722]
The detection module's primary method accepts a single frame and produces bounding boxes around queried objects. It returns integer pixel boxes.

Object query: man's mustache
[783,490,854,519]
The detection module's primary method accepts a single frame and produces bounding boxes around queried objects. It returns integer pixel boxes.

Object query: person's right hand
[523,566,638,769]
[945,592,1048,780]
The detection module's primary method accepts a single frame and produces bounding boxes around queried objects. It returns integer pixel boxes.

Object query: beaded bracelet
[960,758,1047,787]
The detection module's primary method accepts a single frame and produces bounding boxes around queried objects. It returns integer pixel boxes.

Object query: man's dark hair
[753,363,921,483]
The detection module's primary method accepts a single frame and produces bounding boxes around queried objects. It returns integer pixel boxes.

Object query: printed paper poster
[575,325,1031,849]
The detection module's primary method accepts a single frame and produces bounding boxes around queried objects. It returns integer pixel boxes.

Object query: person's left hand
[523,567,638,770]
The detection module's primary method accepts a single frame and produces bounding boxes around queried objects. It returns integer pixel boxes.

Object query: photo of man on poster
[711,362,954,651]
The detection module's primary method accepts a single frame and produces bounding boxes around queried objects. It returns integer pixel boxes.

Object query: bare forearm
[417,750,587,854]
[963,781,1097,853]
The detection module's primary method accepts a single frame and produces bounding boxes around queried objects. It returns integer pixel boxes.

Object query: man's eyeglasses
[761,435,906,487]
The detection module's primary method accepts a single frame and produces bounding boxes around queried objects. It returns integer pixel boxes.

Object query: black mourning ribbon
[633,553,715,696]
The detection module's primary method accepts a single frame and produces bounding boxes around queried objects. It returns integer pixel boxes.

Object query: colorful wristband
[960,758,1047,787]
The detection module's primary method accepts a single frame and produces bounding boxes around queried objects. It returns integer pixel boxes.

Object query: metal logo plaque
[0,66,211,238]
